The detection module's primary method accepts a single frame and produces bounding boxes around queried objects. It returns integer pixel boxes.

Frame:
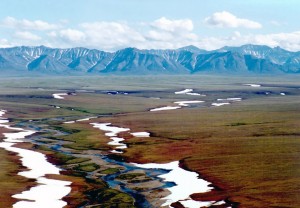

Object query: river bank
[0,110,71,208]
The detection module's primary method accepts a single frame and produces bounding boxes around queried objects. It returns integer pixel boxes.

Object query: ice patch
[175,89,205,96]
[175,89,193,94]
[180,200,214,208]
[64,121,75,124]
[108,137,125,146]
[243,84,261,87]
[91,123,130,137]
[64,117,97,124]
[91,123,130,151]
[179,199,226,208]
[13,177,71,208]
[52,93,68,99]
[110,150,123,154]
[130,132,150,137]
[174,101,205,107]
[76,117,97,122]
[186,92,206,96]
[150,101,204,112]
[0,109,7,117]
[150,106,181,112]
[212,102,230,107]
[213,200,226,205]
[3,130,36,143]
[132,161,213,208]
[0,110,71,208]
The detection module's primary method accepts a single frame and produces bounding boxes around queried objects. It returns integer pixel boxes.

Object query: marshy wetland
[0,75,299,208]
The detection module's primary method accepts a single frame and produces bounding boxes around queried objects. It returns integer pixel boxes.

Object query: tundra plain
[0,75,299,208]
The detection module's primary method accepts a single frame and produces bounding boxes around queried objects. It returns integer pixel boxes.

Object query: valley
[0,75,299,208]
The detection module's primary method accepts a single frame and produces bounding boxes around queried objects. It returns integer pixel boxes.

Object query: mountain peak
[0,45,299,75]
[178,45,206,53]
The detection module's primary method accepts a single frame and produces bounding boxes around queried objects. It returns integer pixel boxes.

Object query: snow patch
[132,161,213,208]
[64,121,75,124]
[130,132,150,137]
[0,110,71,208]
[186,92,206,96]
[243,84,261,87]
[150,106,181,112]
[212,102,230,107]
[175,89,193,94]
[175,89,206,96]
[52,93,68,99]
[174,100,205,107]
[76,117,97,122]
[110,150,123,154]
[91,123,130,151]
[64,117,97,124]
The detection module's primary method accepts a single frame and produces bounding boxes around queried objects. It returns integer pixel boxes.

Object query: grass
[117,173,152,183]
[37,145,137,207]
[0,75,300,207]
[74,163,100,172]
[66,157,91,164]
[57,123,111,151]
[100,168,121,175]
[0,149,36,207]
[100,98,300,207]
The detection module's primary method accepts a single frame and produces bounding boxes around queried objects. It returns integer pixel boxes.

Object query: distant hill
[0,44,299,75]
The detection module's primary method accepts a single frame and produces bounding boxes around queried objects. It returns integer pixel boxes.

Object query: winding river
[0,110,71,208]
[91,122,227,208]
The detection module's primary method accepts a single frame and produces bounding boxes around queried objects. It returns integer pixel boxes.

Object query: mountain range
[0,44,300,75]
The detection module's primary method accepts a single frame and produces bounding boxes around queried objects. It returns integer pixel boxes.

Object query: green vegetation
[0,149,36,207]
[66,157,91,164]
[51,125,81,134]
[74,163,100,172]
[58,123,110,151]
[95,189,135,207]
[100,168,121,175]
[0,75,300,208]
[104,99,300,207]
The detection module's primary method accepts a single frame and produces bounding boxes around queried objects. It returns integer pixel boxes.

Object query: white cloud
[0,38,12,48]
[60,29,86,42]
[204,11,262,29]
[253,31,300,51]
[47,31,57,38]
[2,16,60,31]
[145,17,198,49]
[14,31,41,41]
[193,31,300,52]
[51,18,198,50]
[3,16,300,52]
[79,21,145,50]
[151,17,194,33]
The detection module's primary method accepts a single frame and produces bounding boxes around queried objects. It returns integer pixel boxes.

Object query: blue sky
[0,0,299,51]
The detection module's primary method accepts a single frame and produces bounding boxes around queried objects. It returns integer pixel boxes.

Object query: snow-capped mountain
[0,44,299,75]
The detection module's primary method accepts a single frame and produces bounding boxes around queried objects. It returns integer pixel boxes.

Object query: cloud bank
[204,11,262,29]
[1,13,300,52]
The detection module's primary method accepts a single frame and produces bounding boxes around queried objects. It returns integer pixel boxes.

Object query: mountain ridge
[0,44,299,75]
